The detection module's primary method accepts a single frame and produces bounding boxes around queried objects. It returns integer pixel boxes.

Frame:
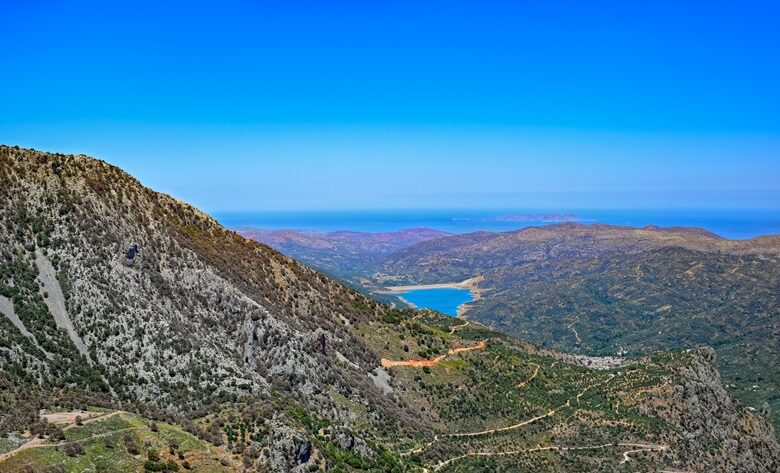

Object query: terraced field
[1,411,233,472]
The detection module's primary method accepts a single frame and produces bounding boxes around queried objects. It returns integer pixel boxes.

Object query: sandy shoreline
[378,276,484,316]
[379,276,483,293]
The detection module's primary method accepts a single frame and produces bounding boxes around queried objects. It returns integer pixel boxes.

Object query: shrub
[143,461,165,472]
[124,434,140,455]
[47,425,65,441]
[143,461,180,472]
[62,442,85,457]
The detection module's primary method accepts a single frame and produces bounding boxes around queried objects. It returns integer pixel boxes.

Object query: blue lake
[396,288,474,316]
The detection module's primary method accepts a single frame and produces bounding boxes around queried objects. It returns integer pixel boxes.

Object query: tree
[47,425,65,441]
[62,442,85,457]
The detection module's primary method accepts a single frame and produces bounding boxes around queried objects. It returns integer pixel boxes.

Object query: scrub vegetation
[0,146,777,472]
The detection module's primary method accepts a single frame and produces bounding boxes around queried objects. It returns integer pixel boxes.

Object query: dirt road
[0,410,123,463]
[432,442,668,471]
[381,341,486,368]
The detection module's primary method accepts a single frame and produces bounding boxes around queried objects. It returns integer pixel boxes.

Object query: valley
[241,221,780,433]
[4,1,778,471]
[0,146,778,472]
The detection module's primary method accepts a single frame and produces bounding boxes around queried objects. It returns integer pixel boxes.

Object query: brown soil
[381,341,486,368]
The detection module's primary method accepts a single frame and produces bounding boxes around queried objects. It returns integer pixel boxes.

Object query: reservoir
[395,287,474,316]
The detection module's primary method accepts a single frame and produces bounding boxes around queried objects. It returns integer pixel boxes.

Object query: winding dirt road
[516,362,540,389]
[381,341,486,368]
[449,320,469,334]
[422,371,626,470]
[449,401,570,438]
[432,442,668,471]
[384,339,663,471]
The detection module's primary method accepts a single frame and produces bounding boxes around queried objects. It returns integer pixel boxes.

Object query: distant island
[492,213,579,223]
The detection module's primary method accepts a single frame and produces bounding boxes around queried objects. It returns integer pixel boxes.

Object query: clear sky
[1,1,779,211]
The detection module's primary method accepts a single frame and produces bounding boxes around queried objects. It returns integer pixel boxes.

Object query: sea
[215,208,780,240]
[216,208,780,315]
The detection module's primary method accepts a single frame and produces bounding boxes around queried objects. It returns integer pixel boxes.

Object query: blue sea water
[215,208,780,239]
[396,288,474,317]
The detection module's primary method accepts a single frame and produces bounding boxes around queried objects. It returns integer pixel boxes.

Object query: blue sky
[1,1,779,211]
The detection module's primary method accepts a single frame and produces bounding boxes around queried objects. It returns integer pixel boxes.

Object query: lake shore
[379,276,483,293]
[379,276,484,316]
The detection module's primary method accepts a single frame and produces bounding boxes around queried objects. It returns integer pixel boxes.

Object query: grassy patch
[64,414,132,441]
[1,411,231,473]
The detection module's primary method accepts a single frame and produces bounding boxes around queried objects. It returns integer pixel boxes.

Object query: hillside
[238,228,451,285]
[376,223,780,283]
[372,224,780,430]
[0,146,778,472]
[0,409,236,472]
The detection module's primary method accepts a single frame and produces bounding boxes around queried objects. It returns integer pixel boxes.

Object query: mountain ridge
[238,218,780,435]
[1,145,778,472]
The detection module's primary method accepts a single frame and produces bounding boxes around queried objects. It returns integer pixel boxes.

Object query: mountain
[372,223,780,431]
[1,146,778,472]
[238,228,451,285]
[375,223,779,283]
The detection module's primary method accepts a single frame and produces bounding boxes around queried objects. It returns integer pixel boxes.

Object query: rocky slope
[0,146,778,472]
[0,146,420,470]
